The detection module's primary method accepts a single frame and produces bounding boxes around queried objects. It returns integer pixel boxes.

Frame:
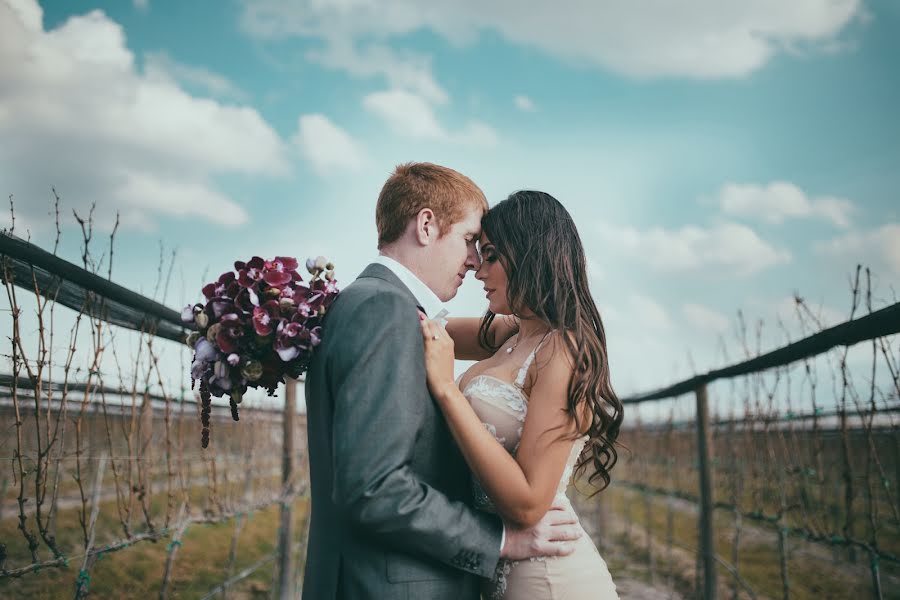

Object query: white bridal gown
[459,345,619,600]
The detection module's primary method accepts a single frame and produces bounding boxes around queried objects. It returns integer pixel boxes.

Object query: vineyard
[2,218,899,599]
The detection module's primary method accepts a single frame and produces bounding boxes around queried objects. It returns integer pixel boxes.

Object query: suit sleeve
[329,291,502,578]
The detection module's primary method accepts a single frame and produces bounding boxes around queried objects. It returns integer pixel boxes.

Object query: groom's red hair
[376,162,488,249]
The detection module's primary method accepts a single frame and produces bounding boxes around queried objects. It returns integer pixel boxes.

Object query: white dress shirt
[373,254,445,317]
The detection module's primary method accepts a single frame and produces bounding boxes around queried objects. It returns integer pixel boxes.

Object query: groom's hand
[499,497,582,560]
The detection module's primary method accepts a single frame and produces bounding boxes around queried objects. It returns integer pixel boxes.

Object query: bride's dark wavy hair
[477,191,624,493]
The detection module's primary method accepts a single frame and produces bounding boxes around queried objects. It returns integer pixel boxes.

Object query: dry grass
[0,493,309,599]
[576,484,900,600]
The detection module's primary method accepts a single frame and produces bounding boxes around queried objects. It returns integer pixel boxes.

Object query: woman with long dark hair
[421,190,622,599]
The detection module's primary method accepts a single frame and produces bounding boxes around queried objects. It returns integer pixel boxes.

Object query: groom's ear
[415,207,439,246]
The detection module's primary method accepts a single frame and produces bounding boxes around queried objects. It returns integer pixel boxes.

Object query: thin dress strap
[514,334,552,388]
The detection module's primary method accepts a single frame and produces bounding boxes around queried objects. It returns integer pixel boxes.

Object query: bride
[420,190,623,599]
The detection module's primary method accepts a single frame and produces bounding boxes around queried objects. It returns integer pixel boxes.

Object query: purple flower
[181,305,195,324]
[207,359,234,394]
[208,298,233,320]
[194,337,218,363]
[275,345,300,362]
[191,359,208,380]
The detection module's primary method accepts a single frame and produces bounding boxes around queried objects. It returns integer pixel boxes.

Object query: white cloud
[514,95,535,112]
[292,114,367,174]
[363,89,498,146]
[239,0,863,79]
[718,181,854,227]
[683,303,730,334]
[115,171,248,229]
[363,89,444,139]
[144,51,248,101]
[597,221,791,276]
[814,224,900,277]
[0,0,290,231]
[133,0,149,10]
[308,40,448,104]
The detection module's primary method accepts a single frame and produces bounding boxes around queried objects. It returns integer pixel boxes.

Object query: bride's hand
[420,314,457,401]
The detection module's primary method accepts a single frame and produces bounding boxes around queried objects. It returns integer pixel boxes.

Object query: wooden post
[277,378,297,600]
[695,384,717,600]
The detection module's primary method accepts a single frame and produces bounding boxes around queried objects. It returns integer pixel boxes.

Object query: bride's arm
[421,321,578,528]
[445,315,519,360]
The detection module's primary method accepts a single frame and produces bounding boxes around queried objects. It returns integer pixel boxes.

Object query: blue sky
[2,0,898,408]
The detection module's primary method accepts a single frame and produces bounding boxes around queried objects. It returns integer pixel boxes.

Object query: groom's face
[428,206,483,302]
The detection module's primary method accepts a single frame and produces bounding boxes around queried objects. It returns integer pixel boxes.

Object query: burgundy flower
[263,257,298,287]
[187,254,340,447]
[233,287,255,313]
[215,313,244,354]
[238,256,265,288]
[203,272,236,300]
[279,320,303,340]
[295,299,313,319]
[274,320,307,361]
[280,285,296,300]
[252,300,281,336]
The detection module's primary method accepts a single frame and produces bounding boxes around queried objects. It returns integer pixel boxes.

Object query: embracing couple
[302,163,624,599]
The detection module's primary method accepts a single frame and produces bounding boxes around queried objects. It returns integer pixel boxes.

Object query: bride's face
[475,232,511,314]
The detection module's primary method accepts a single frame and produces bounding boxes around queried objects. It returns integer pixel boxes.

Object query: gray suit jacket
[302,263,503,600]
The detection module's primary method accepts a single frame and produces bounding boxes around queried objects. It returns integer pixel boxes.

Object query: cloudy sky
[1,0,898,409]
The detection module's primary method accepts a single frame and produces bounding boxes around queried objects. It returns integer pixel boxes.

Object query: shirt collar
[373,254,446,317]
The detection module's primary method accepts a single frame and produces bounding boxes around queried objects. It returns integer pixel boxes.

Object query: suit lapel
[356,263,423,312]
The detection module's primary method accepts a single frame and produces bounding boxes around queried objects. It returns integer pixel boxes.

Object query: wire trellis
[574,272,900,599]
[1,219,308,599]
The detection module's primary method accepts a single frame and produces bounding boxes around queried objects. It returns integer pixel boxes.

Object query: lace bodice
[458,343,586,513]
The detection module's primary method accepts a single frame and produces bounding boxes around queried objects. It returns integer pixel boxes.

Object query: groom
[302,163,581,599]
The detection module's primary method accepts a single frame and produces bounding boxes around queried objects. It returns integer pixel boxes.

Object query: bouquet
[183,256,339,447]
